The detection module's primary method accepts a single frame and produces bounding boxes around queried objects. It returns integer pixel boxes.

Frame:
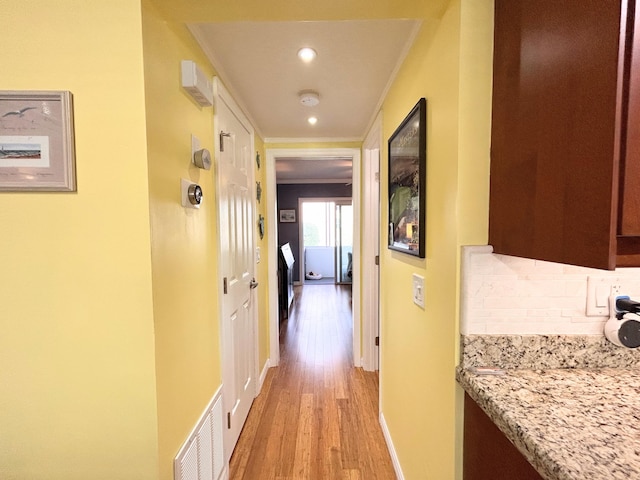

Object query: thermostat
[193,148,211,170]
[181,178,202,209]
[188,184,203,205]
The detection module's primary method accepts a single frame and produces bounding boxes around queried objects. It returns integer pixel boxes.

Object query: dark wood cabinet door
[620,1,640,236]
[489,0,624,269]
[463,394,543,480]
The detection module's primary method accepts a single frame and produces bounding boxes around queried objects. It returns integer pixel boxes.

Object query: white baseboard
[258,358,270,393]
[380,412,404,480]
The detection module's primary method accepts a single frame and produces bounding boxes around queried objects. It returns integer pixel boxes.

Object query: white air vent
[175,388,225,480]
[181,60,213,106]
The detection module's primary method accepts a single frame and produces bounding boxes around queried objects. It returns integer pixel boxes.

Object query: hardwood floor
[229,284,396,480]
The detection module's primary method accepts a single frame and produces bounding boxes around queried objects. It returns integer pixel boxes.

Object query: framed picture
[388,98,426,258]
[0,90,76,192]
[279,209,296,223]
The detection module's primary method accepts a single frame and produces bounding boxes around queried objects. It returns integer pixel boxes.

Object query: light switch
[413,273,425,309]
[595,284,609,308]
[586,276,617,317]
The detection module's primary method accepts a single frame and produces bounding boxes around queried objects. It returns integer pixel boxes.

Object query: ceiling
[188,20,421,141]
[186,19,424,182]
[275,156,353,184]
[147,0,451,183]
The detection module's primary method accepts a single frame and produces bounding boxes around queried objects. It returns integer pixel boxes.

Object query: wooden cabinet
[489,0,640,269]
[463,394,543,480]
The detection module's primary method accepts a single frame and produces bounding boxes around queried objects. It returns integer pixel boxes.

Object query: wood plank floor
[229,284,396,480]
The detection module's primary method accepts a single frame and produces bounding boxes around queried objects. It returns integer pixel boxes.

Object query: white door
[215,79,256,462]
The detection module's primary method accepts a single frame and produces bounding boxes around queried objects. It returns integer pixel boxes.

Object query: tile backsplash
[460,246,640,335]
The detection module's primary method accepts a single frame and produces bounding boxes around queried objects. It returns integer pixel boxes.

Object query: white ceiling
[275,156,353,183]
[189,20,421,141]
[188,19,420,181]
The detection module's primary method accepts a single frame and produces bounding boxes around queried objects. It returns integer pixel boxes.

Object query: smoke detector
[299,90,320,107]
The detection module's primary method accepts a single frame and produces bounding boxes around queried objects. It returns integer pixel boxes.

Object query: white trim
[362,20,422,138]
[380,412,404,480]
[266,147,362,368]
[277,178,352,185]
[258,359,270,393]
[361,112,382,372]
[264,136,362,144]
[190,27,265,140]
[266,149,280,367]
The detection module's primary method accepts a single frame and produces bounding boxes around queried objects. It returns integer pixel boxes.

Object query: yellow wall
[1,0,493,478]
[141,3,221,479]
[0,1,159,479]
[142,3,272,476]
[379,0,493,478]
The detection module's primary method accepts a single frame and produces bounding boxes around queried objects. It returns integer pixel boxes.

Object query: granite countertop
[457,367,640,480]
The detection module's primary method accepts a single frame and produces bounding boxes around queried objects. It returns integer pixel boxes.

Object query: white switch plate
[586,276,620,317]
[191,134,200,162]
[413,273,425,308]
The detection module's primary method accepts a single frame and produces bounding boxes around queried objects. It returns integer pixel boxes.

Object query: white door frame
[362,112,382,372]
[266,148,361,367]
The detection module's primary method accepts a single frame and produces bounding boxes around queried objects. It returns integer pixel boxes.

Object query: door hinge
[220,131,231,152]
[223,277,228,294]
[227,412,231,429]
[375,255,379,266]
[375,336,380,346]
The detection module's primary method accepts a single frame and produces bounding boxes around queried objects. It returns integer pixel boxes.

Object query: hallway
[229,284,395,479]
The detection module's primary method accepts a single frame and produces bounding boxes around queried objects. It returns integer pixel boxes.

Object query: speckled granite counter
[457,335,640,480]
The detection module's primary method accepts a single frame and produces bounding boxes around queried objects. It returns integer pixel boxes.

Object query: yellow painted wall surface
[143,3,273,475]
[141,3,224,479]
[0,1,159,479]
[379,0,493,478]
[150,0,450,23]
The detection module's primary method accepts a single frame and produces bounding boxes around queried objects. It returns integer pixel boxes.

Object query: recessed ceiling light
[308,116,318,125]
[297,47,317,63]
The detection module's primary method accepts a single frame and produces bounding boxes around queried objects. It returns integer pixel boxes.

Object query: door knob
[250,278,259,289]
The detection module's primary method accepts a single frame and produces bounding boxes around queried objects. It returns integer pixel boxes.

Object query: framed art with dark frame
[279,209,296,223]
[0,90,76,192]
[388,98,426,258]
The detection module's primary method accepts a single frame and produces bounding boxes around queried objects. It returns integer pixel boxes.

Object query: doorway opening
[300,199,353,286]
[266,148,362,368]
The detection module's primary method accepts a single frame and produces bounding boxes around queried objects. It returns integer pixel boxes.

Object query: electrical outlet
[413,274,425,308]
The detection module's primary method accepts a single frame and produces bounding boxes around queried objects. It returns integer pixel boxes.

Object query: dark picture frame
[279,209,296,223]
[388,98,426,257]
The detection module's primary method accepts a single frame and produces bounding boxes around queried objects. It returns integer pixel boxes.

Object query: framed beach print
[388,98,426,258]
[279,209,296,223]
[0,90,76,191]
